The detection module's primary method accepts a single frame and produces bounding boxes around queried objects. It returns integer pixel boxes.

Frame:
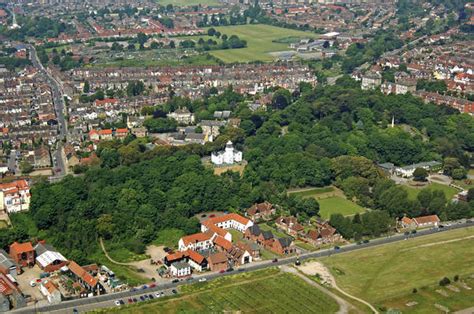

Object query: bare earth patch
[297,261,336,286]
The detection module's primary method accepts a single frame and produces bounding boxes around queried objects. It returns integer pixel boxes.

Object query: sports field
[318,196,366,219]
[208,24,318,62]
[320,227,474,312]
[403,182,460,200]
[108,268,339,313]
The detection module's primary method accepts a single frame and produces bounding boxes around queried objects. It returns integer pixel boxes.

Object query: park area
[206,24,319,62]
[319,227,474,313]
[288,187,366,219]
[403,182,460,200]
[108,268,339,313]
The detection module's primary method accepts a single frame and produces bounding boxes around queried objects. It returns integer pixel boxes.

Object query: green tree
[413,167,428,181]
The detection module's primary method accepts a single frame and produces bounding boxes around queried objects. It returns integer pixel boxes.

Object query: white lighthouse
[211,141,242,165]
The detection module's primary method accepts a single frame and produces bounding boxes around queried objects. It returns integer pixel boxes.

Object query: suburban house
[303,225,341,246]
[275,216,304,237]
[169,262,191,278]
[400,215,441,229]
[0,180,30,213]
[40,280,62,304]
[227,246,252,266]
[208,252,228,272]
[9,242,35,268]
[0,249,19,277]
[236,242,260,259]
[211,141,243,166]
[178,232,214,252]
[246,202,276,221]
[185,250,208,272]
[267,237,296,255]
[163,251,188,267]
[34,242,68,272]
[361,71,382,90]
[167,107,195,125]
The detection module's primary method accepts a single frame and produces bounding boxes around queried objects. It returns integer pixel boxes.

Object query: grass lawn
[153,228,185,249]
[288,186,335,198]
[207,24,319,62]
[0,220,8,229]
[319,227,474,311]
[106,268,339,313]
[155,0,220,6]
[91,54,219,68]
[103,241,149,263]
[294,240,317,252]
[318,196,366,220]
[403,182,460,200]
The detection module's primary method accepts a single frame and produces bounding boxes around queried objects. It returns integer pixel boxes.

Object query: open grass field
[318,196,366,220]
[403,182,460,200]
[288,186,336,198]
[107,268,339,313]
[155,0,220,6]
[319,227,474,312]
[103,241,149,263]
[91,251,149,286]
[207,24,319,62]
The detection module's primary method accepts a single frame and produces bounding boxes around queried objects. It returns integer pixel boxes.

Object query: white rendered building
[211,141,242,165]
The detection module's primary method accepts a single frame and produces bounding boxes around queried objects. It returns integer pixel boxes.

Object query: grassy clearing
[319,227,474,311]
[288,186,335,197]
[259,223,288,239]
[91,54,219,68]
[208,24,319,62]
[104,241,149,263]
[155,0,220,6]
[318,196,366,220]
[403,182,460,200]
[91,251,149,286]
[0,220,9,229]
[153,228,185,249]
[105,268,339,313]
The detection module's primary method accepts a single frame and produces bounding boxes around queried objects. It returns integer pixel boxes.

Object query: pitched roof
[202,221,230,238]
[180,232,213,246]
[277,237,293,248]
[247,202,274,216]
[401,216,413,225]
[165,251,188,263]
[186,249,206,264]
[213,236,232,251]
[208,252,227,264]
[246,224,261,236]
[68,261,98,287]
[413,215,440,225]
[205,213,250,226]
[9,242,34,254]
[43,281,59,294]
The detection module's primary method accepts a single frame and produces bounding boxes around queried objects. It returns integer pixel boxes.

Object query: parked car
[148,294,154,299]
[154,292,161,298]
[172,289,177,294]
[201,214,207,218]
[272,258,278,263]
[411,230,417,234]
[29,280,36,287]
[363,240,369,244]
[172,279,179,283]
[114,300,123,306]
[334,246,340,250]
[186,277,194,281]
[163,247,171,253]
[128,298,133,304]
[198,278,207,282]
[142,285,148,290]
[132,298,138,303]
[219,269,225,273]
[139,296,145,301]
[226,268,234,272]
[209,214,216,218]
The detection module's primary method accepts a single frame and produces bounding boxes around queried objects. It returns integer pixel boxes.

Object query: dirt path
[281,265,355,314]
[99,238,132,266]
[455,306,474,314]
[296,261,379,314]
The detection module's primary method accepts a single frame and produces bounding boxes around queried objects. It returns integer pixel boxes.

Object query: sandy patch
[297,261,336,287]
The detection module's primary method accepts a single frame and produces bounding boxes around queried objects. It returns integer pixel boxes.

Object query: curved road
[11,221,473,314]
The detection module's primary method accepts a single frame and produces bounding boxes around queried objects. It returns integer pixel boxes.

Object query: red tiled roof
[115,128,128,134]
[68,261,98,287]
[213,236,232,251]
[202,221,229,238]
[165,251,188,262]
[413,215,440,225]
[206,213,250,226]
[98,129,113,135]
[186,249,205,264]
[180,232,213,246]
[9,241,34,254]
[208,252,227,264]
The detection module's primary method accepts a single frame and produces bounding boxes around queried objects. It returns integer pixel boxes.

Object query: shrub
[412,288,417,293]
[454,275,459,282]
[439,277,451,286]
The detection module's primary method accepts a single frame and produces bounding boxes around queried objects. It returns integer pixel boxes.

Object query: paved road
[27,45,67,176]
[8,150,17,175]
[12,221,473,314]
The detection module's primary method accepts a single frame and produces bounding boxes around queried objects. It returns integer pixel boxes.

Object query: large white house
[211,141,242,165]
[201,213,254,234]
[167,107,195,125]
[0,180,30,213]
[178,232,214,252]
